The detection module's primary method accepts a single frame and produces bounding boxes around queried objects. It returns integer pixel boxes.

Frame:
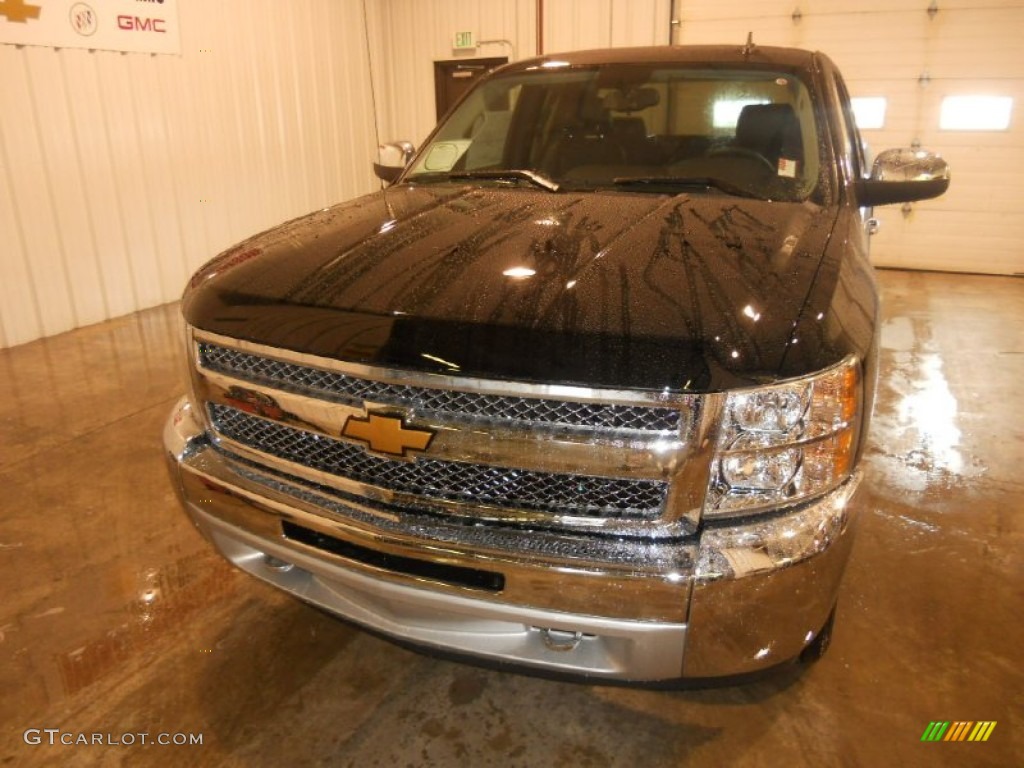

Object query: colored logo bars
[921,721,997,742]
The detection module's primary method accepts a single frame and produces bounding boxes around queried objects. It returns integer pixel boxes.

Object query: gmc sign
[117,15,167,33]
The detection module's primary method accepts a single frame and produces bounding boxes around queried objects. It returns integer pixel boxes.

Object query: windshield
[405,63,823,202]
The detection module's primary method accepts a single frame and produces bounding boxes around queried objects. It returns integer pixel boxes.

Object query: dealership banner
[0,0,181,55]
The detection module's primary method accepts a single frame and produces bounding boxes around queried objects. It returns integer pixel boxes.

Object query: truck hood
[183,184,840,392]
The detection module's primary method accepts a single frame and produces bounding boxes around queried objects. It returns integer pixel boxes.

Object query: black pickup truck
[165,44,948,683]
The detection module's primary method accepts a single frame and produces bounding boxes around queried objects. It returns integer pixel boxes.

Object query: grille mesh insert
[209,404,668,520]
[199,343,681,432]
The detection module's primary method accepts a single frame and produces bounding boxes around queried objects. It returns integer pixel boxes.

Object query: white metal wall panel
[543,0,670,53]
[544,0,613,52]
[674,0,1024,275]
[0,0,380,349]
[372,0,538,147]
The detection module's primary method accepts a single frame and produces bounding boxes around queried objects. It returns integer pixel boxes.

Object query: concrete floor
[0,269,1020,767]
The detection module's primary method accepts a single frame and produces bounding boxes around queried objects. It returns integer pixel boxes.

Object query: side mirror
[373,141,415,184]
[857,148,950,206]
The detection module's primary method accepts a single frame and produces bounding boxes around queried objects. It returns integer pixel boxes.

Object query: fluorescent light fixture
[851,97,887,130]
[940,95,1013,131]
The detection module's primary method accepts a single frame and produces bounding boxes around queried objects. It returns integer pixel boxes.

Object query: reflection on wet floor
[56,553,241,698]
[869,273,1020,505]
[874,318,970,493]
[1,270,1021,766]
[895,353,962,475]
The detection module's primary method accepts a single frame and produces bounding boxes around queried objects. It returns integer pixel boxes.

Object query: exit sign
[453,31,475,50]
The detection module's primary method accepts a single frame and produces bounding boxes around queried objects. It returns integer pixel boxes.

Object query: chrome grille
[228,458,689,557]
[209,404,668,520]
[198,343,681,432]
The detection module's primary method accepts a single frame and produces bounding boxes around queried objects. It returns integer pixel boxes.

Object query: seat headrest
[735,104,802,160]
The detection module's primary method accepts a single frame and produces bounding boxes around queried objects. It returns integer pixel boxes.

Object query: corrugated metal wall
[542,0,669,53]
[0,0,381,349]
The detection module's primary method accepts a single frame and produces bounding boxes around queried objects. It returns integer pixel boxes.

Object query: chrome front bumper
[164,396,861,682]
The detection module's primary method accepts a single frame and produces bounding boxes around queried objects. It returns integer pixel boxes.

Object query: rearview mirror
[373,141,415,184]
[857,148,950,206]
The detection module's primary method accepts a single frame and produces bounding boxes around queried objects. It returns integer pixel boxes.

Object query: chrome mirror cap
[373,141,416,184]
[858,148,950,206]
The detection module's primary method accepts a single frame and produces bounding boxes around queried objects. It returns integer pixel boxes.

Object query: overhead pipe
[537,0,543,55]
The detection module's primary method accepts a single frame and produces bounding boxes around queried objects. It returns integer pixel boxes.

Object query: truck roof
[502,44,820,73]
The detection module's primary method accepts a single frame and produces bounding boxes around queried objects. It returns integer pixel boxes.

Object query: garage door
[669,1,1024,275]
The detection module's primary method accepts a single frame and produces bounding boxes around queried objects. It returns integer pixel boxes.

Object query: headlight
[704,356,861,518]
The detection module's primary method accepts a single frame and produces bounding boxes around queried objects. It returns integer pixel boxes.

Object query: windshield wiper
[448,169,560,193]
[613,176,761,199]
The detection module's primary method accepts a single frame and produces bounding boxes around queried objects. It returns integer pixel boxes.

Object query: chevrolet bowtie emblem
[341,412,435,459]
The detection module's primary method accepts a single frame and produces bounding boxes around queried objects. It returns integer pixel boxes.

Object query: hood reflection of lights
[421,353,460,371]
[503,266,536,279]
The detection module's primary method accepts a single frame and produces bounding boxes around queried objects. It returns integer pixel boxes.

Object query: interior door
[434,58,508,121]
